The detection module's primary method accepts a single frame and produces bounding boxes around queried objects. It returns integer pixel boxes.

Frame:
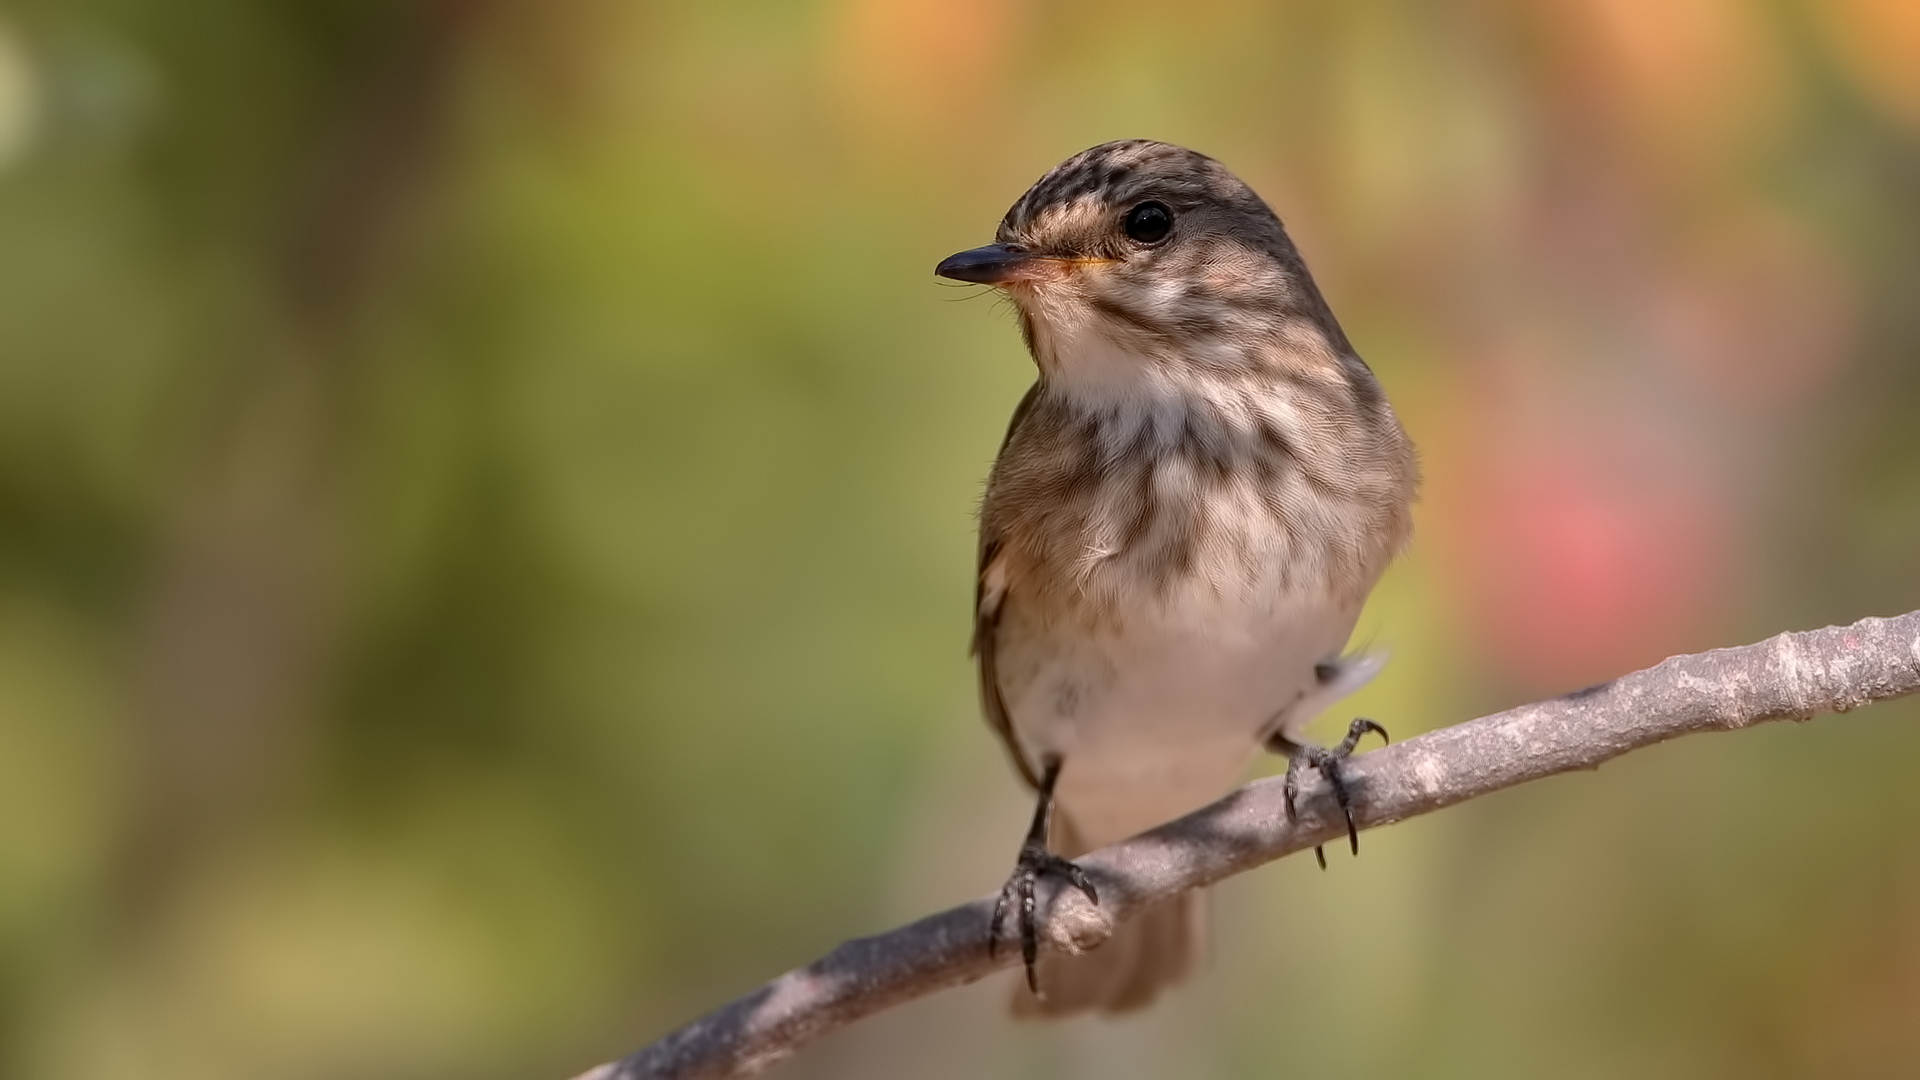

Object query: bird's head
[936,140,1344,397]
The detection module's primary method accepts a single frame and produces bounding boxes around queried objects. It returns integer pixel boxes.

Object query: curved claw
[1321,753,1358,856]
[1019,873,1039,988]
[1335,717,1390,756]
[1062,862,1099,906]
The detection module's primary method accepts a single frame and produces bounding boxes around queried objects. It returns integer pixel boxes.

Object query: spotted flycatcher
[935,140,1419,1016]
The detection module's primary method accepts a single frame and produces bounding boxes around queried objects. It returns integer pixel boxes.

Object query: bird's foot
[1274,718,1389,870]
[989,841,1099,994]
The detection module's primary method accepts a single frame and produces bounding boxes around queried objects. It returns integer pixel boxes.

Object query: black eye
[1123,201,1173,245]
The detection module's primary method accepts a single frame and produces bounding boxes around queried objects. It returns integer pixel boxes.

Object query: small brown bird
[935,140,1418,1016]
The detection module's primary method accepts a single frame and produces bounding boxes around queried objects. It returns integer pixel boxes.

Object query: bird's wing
[974,383,1043,791]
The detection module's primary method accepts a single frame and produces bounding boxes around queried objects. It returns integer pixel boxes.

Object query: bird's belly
[997,585,1362,850]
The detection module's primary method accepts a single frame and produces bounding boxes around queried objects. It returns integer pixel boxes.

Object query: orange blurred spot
[826,0,1014,139]
[1820,0,1920,125]
[1544,0,1783,174]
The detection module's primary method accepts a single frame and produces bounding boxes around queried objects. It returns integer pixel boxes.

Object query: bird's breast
[984,384,1407,630]
[980,379,1413,845]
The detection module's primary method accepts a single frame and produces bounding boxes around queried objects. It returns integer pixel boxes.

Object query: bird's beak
[934,243,1056,285]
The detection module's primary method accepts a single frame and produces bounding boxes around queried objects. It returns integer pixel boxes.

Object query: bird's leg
[1268,718,1389,870]
[989,756,1099,995]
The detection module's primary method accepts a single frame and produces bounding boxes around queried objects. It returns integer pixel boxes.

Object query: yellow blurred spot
[0,17,40,170]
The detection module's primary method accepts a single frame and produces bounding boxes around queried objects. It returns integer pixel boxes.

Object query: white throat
[1021,300,1321,463]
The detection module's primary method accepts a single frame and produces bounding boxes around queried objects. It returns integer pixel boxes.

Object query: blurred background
[2,1,1919,1077]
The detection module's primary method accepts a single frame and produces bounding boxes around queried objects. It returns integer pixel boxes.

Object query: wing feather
[975,383,1043,790]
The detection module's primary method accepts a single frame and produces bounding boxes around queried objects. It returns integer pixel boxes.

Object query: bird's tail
[1010,812,1207,1018]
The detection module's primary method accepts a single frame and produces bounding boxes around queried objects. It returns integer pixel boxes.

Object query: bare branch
[571,610,1920,1080]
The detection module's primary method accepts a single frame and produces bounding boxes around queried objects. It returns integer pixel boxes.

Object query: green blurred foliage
[1,1,1918,1078]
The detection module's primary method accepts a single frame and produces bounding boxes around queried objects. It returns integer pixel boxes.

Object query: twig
[571,610,1920,1080]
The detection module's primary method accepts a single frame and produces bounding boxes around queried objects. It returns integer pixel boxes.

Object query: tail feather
[1266,649,1389,743]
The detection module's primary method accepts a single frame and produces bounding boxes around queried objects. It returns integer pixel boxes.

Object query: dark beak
[934,243,1047,285]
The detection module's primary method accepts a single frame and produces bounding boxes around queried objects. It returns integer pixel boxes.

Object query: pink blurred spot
[1446,428,1736,693]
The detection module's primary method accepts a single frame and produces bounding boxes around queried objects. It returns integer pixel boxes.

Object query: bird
[933,139,1419,1016]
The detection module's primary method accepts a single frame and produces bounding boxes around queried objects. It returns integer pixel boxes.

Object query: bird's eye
[1122,201,1173,245]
